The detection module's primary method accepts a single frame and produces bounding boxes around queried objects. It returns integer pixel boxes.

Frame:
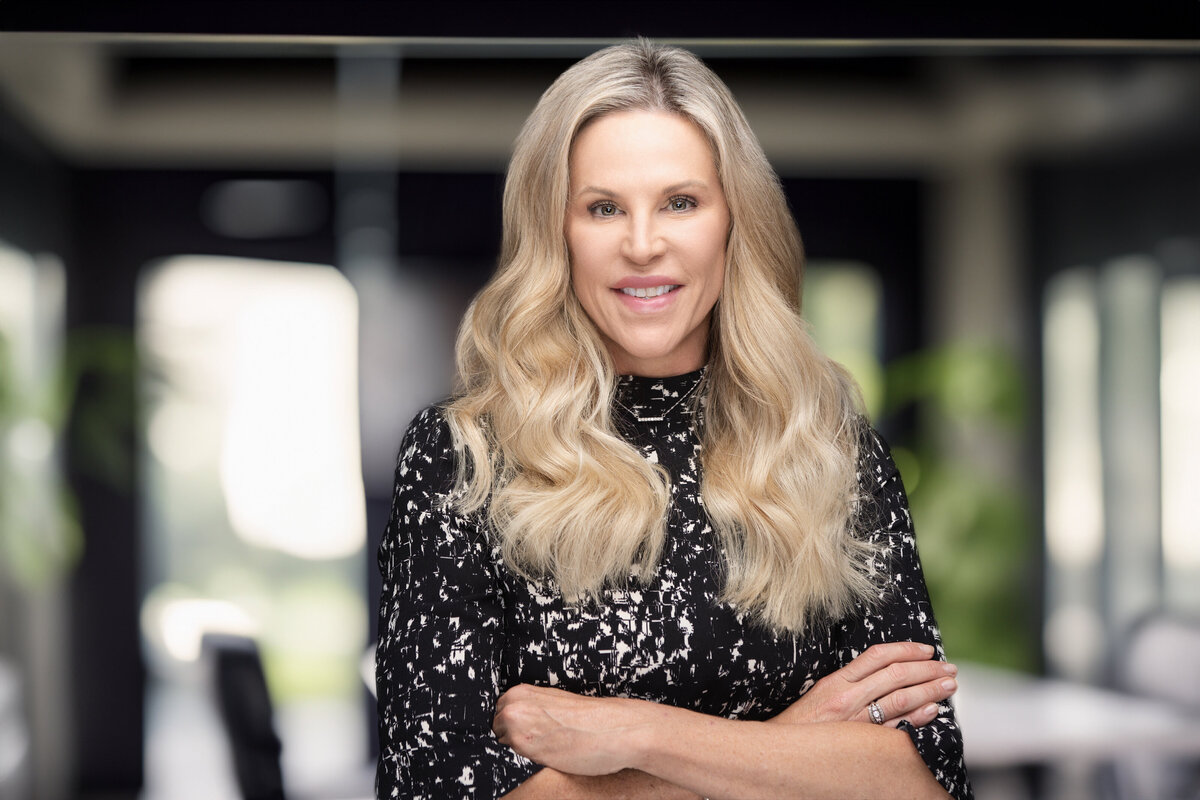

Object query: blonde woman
[376,40,971,800]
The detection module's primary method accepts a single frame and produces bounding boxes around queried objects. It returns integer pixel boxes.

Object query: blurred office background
[0,4,1198,800]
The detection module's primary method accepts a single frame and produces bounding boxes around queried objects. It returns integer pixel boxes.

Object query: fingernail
[920,643,935,654]
[923,703,939,716]
[940,678,957,691]
[943,663,957,676]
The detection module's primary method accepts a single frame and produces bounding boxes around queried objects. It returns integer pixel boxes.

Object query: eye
[667,196,697,212]
[589,201,619,217]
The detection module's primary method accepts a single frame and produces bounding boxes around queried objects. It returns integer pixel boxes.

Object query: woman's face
[565,110,730,377]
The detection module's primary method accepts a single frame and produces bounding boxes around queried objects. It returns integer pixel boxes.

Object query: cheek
[567,233,610,292]
[568,255,598,301]
[567,257,605,326]
[692,228,728,284]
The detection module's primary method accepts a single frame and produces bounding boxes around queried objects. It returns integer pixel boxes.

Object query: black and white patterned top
[375,369,972,800]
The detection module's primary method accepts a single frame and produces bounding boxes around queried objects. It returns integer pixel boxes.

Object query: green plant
[0,328,135,587]
[882,342,1038,672]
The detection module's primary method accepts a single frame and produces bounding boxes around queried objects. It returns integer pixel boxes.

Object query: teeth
[620,285,678,298]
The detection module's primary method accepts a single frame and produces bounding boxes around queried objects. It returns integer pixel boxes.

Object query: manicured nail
[923,703,939,716]
[920,643,935,654]
[943,663,957,675]
[940,678,957,691]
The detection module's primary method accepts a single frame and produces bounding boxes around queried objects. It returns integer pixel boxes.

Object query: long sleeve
[375,407,538,799]
[841,426,974,800]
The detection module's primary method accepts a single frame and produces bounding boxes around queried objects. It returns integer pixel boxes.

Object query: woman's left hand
[493,684,654,775]
[769,641,955,728]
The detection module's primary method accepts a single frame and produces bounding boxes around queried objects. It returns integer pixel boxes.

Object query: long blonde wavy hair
[445,40,879,634]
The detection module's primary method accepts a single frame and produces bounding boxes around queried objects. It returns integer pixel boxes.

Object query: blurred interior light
[1162,278,1200,568]
[200,180,327,240]
[1043,270,1104,567]
[158,598,258,663]
[141,255,366,561]
[147,402,214,473]
[0,242,35,328]
[6,418,53,464]
[218,289,364,560]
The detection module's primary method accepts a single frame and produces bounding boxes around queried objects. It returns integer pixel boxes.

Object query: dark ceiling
[2,1,1197,40]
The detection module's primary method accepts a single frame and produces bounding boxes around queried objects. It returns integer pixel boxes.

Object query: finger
[856,658,956,703]
[495,683,543,714]
[505,684,571,700]
[839,642,936,683]
[866,674,957,724]
[890,702,942,729]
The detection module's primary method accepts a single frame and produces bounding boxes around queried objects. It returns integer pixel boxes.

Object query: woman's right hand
[770,642,957,729]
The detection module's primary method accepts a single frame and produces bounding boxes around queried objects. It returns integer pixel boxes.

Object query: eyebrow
[574,180,709,199]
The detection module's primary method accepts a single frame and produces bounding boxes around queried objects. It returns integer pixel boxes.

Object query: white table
[955,662,1200,769]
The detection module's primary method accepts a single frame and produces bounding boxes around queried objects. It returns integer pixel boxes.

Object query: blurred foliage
[260,577,367,699]
[61,328,139,494]
[0,328,136,588]
[882,342,1038,672]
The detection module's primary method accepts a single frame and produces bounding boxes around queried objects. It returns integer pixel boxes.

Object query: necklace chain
[616,380,700,423]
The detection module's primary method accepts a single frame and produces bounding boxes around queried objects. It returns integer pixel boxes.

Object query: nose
[620,212,665,266]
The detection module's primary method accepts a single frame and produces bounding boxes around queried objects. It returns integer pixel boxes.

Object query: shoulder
[854,419,903,499]
[851,420,915,552]
[399,402,453,451]
[393,402,457,491]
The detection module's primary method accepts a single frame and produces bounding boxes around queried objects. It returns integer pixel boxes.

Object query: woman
[376,40,971,800]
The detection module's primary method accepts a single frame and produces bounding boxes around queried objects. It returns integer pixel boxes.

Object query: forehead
[568,110,718,184]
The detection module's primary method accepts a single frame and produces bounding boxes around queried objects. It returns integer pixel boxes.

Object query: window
[1042,247,1200,681]
[138,255,368,799]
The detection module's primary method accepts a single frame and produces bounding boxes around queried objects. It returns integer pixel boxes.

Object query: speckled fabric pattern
[375,369,972,800]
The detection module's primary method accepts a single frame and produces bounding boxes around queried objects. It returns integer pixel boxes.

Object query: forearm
[627,703,949,800]
[502,767,703,800]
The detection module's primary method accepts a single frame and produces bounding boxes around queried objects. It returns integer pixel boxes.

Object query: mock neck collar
[615,367,705,424]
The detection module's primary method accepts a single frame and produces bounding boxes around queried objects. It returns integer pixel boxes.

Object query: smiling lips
[613,276,683,304]
[620,285,679,298]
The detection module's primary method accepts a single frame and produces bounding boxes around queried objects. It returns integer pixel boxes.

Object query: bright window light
[1043,269,1104,568]
[1162,278,1200,570]
[140,255,365,560]
[804,261,884,417]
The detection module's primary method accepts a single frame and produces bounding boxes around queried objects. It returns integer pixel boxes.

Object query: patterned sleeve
[848,426,974,800]
[375,407,538,799]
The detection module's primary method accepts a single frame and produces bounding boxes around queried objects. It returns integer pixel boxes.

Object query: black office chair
[202,633,287,800]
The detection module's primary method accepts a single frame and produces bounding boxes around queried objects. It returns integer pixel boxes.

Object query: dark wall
[0,100,70,255]
[1030,141,1200,277]
[785,177,925,364]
